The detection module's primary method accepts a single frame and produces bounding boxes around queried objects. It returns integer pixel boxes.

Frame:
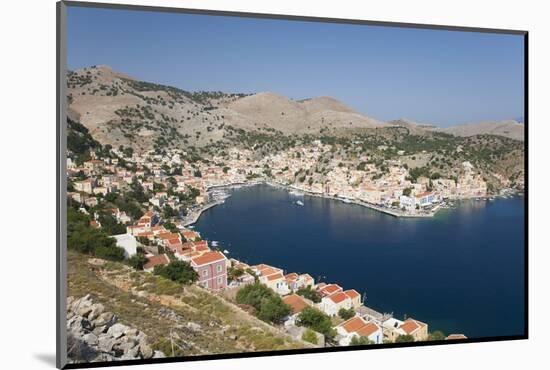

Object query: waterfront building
[190,251,228,291]
[320,291,352,316]
[336,316,383,345]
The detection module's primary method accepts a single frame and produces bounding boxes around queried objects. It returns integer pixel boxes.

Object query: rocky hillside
[440,120,524,141]
[67,251,307,363]
[66,65,389,152]
[67,65,524,152]
[67,295,165,363]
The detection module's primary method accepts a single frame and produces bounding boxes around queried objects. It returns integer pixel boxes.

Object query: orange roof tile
[356,322,379,337]
[191,251,226,266]
[282,294,309,314]
[266,272,284,281]
[341,317,366,333]
[399,319,426,334]
[344,289,360,299]
[143,254,170,270]
[327,292,348,304]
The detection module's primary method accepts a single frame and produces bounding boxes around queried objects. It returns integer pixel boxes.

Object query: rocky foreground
[67,294,165,363]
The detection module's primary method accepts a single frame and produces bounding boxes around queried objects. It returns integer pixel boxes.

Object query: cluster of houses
[67,146,473,347]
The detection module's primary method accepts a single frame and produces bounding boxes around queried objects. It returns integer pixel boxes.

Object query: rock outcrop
[66,295,165,363]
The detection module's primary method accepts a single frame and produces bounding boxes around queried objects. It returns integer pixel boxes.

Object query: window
[217,277,223,284]
[203,270,208,277]
[216,265,222,273]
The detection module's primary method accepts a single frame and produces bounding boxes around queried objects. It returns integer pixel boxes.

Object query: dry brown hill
[440,120,524,141]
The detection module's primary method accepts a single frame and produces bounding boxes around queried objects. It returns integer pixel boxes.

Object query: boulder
[98,335,116,353]
[187,322,201,332]
[83,333,99,346]
[139,343,154,359]
[88,303,105,321]
[94,312,115,327]
[153,351,166,358]
[107,323,128,339]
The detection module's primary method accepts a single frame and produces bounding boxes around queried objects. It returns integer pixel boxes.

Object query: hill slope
[440,120,524,141]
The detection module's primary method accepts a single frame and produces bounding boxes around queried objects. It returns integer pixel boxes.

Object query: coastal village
[66,139,481,348]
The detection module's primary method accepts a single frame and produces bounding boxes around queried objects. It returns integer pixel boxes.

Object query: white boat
[223,249,229,254]
[342,198,352,204]
[296,200,304,206]
[211,241,219,247]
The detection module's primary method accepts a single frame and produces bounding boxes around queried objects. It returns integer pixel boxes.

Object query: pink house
[190,251,228,291]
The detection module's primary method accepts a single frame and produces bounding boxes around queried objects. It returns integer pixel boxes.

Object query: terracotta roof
[356,322,380,337]
[282,294,309,314]
[319,284,343,296]
[285,273,299,280]
[191,251,226,266]
[344,289,360,299]
[446,334,467,340]
[399,319,426,334]
[327,292,348,304]
[157,232,180,240]
[266,272,284,281]
[341,317,366,333]
[259,267,280,277]
[143,254,170,270]
[415,191,433,199]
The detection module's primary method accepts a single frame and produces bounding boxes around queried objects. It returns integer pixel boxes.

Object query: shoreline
[182,179,521,227]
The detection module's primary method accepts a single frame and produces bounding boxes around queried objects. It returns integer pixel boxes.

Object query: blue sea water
[194,184,525,338]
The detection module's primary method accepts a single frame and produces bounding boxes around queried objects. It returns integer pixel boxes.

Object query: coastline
[181,179,521,227]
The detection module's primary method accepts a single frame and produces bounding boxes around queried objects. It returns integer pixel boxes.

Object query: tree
[338,307,355,321]
[153,261,198,285]
[350,336,374,346]
[296,307,336,340]
[395,334,415,343]
[402,187,412,196]
[236,283,291,324]
[301,329,318,345]
[128,253,148,270]
[257,295,291,324]
[296,286,321,303]
[428,330,446,341]
[227,267,244,281]
[163,221,179,233]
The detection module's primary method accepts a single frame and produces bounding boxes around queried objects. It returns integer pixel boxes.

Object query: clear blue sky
[67,5,524,127]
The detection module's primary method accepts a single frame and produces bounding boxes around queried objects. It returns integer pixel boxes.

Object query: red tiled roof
[191,251,226,266]
[282,294,309,314]
[327,291,348,304]
[143,254,170,270]
[320,284,343,296]
[356,322,379,337]
[341,317,366,333]
[266,272,284,281]
[446,334,467,340]
[399,319,426,334]
[344,289,360,299]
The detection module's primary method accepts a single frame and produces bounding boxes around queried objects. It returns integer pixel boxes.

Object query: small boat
[211,241,219,247]
[342,198,352,204]
[223,249,229,254]
[296,200,304,206]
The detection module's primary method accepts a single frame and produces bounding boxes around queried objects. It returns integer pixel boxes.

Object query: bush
[236,283,291,324]
[295,286,321,303]
[153,261,198,285]
[338,307,355,320]
[128,253,148,270]
[301,329,318,345]
[350,335,374,346]
[296,307,336,340]
[395,334,415,343]
[428,330,446,341]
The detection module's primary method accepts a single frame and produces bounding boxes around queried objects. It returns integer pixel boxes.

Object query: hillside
[67,251,308,361]
[440,120,524,141]
[66,65,389,151]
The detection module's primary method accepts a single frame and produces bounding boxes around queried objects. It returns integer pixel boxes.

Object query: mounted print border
[57,1,528,368]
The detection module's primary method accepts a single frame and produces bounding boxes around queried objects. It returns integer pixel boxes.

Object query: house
[190,251,228,291]
[282,294,311,326]
[283,294,310,315]
[344,289,361,308]
[113,233,138,258]
[143,254,170,273]
[74,179,95,194]
[317,283,343,297]
[446,334,467,340]
[182,230,200,241]
[320,291,352,316]
[398,318,428,341]
[137,211,159,228]
[415,191,436,207]
[381,317,406,342]
[262,272,290,295]
[336,316,383,345]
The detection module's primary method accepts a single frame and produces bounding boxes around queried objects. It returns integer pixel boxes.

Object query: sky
[67,6,525,127]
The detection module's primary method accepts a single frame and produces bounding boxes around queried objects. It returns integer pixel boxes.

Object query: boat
[341,198,352,204]
[223,249,229,254]
[296,200,304,206]
[211,241,219,247]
